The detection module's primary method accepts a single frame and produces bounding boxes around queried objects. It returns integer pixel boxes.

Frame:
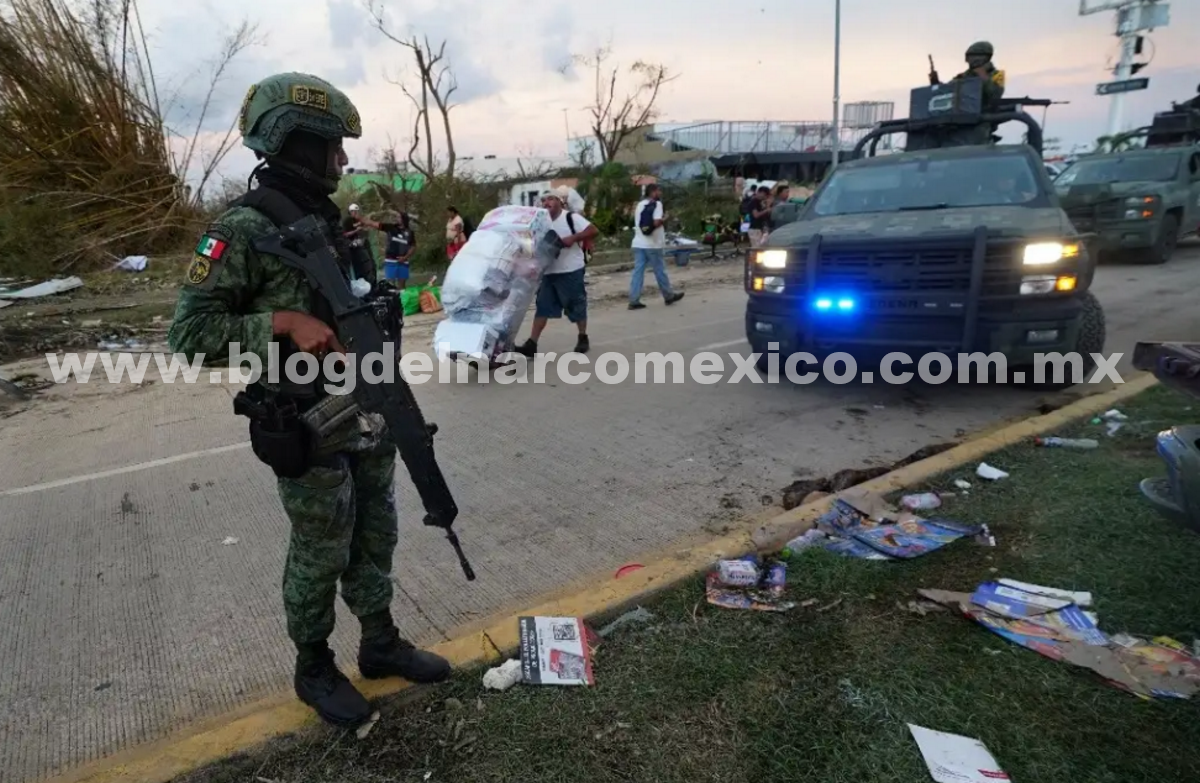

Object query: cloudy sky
[138,0,1199,185]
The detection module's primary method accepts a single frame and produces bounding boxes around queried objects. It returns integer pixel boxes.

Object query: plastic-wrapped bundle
[434,206,561,360]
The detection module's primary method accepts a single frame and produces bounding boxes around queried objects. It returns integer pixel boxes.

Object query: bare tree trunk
[364,4,459,180]
[571,44,676,168]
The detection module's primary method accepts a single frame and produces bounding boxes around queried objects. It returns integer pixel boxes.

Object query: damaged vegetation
[0,0,258,277]
[780,443,959,510]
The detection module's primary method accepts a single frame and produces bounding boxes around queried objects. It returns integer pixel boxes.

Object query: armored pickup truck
[748,79,1103,388]
[1056,104,1200,265]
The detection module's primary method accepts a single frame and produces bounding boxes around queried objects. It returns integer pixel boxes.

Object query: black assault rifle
[254,216,475,581]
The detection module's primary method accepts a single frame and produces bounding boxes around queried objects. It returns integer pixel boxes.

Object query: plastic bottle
[901,492,942,510]
[1034,437,1098,449]
[781,528,827,559]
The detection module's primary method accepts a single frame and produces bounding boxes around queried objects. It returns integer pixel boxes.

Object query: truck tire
[1016,291,1106,392]
[1139,212,1180,265]
[1075,290,1106,358]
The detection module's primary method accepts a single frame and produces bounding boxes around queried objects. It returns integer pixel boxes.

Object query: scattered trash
[764,561,787,596]
[705,555,795,612]
[953,479,972,491]
[597,606,655,638]
[899,600,947,617]
[975,462,1008,480]
[518,617,595,686]
[0,377,31,400]
[901,492,942,511]
[1034,436,1098,449]
[918,581,1200,700]
[0,276,83,300]
[113,255,148,272]
[221,536,238,546]
[614,563,644,579]
[350,278,372,298]
[355,710,380,739]
[800,598,820,608]
[908,724,1008,783]
[482,658,522,691]
[716,558,760,587]
[781,528,827,558]
[995,578,1092,607]
[974,524,996,547]
[1103,409,1129,422]
[815,498,982,561]
[816,598,844,613]
[1106,421,1124,437]
[97,338,147,352]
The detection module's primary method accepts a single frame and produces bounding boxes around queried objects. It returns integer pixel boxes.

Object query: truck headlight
[752,275,785,293]
[1023,241,1079,266]
[1020,274,1077,294]
[756,250,788,269]
[1124,195,1157,219]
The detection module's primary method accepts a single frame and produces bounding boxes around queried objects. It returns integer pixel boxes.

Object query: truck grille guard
[798,226,993,353]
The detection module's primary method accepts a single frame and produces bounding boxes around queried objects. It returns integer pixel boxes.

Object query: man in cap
[954,41,1005,112]
[168,72,452,730]
[513,185,598,356]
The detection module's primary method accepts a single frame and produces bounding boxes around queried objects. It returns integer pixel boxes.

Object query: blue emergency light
[814,296,855,312]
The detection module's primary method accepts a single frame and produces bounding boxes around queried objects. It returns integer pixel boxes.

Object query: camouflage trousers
[276,439,398,646]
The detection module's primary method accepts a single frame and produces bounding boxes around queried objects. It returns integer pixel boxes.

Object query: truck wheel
[1075,290,1106,357]
[1016,291,1106,392]
[1139,213,1180,265]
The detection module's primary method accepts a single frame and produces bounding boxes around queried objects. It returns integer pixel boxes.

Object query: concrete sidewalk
[4,249,1200,783]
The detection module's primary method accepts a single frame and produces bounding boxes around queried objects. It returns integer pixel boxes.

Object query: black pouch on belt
[234,386,312,479]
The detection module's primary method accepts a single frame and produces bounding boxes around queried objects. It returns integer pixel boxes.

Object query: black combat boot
[293,641,372,728]
[358,611,452,684]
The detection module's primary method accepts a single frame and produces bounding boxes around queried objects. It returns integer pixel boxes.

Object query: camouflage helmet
[238,72,362,157]
[965,41,994,68]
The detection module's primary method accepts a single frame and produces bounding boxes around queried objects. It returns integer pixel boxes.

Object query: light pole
[830,0,841,172]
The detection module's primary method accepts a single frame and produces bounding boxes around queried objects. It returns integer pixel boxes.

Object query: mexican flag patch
[196,235,228,260]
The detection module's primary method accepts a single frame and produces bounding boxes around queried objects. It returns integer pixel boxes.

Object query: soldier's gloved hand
[272,311,346,356]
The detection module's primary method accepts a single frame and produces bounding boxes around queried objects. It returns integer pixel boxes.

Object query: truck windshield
[1054,154,1180,186]
[810,155,1042,215]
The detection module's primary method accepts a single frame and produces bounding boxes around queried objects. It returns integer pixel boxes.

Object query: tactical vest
[228,186,351,403]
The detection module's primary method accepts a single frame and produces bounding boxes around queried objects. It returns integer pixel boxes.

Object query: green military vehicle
[1056,100,1200,265]
[748,78,1103,388]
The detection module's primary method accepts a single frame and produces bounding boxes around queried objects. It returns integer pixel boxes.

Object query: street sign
[1096,78,1149,96]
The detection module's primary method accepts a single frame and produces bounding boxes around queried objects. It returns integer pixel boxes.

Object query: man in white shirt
[629,183,685,310]
[514,186,600,356]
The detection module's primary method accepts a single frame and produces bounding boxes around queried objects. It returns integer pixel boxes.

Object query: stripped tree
[569,44,677,164]
[364,2,460,180]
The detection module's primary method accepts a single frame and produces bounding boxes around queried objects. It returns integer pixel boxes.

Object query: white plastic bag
[437,206,560,353]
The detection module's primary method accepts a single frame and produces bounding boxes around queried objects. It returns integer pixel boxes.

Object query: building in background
[568,101,896,185]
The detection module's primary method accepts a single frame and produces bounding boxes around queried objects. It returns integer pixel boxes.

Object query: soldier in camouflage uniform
[167,72,450,728]
[954,41,1005,112]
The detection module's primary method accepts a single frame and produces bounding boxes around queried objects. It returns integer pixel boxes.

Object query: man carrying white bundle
[513,186,599,356]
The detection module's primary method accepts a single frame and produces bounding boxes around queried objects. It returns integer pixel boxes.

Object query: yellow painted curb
[45,373,1159,783]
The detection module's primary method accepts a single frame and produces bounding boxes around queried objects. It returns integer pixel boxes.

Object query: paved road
[1,246,1198,782]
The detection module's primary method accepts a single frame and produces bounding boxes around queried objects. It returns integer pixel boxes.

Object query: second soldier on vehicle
[167,72,451,729]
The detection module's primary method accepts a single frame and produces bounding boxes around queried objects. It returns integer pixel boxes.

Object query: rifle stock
[254,216,475,581]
